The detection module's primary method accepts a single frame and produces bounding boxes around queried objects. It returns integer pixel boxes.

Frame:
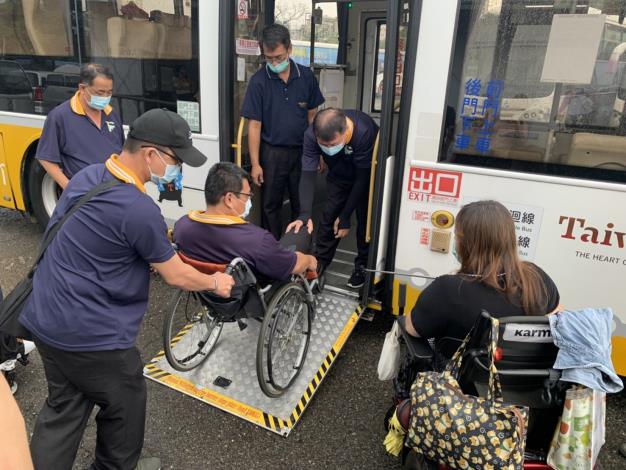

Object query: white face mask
[240,198,252,219]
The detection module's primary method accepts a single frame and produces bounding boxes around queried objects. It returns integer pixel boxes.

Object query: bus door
[263,0,415,304]
[220,0,269,224]
[358,0,415,313]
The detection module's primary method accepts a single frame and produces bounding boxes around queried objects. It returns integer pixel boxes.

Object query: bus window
[0,0,200,129]
[442,0,626,183]
[276,1,339,67]
[0,0,73,57]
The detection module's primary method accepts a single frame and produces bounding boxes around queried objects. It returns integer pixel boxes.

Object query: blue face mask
[149,150,182,185]
[88,94,111,111]
[320,142,345,156]
[267,58,289,74]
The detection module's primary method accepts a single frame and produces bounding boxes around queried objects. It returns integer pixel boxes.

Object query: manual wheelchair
[163,252,320,398]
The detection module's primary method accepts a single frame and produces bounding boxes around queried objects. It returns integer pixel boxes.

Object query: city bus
[1,0,625,431]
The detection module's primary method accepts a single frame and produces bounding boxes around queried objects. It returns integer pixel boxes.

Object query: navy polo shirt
[37,92,124,178]
[302,109,379,183]
[20,160,175,352]
[241,59,325,147]
[173,212,297,281]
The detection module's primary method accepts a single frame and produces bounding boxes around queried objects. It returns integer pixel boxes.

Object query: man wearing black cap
[20,109,234,470]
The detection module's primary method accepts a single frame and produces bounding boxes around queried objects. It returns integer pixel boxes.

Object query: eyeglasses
[232,191,254,199]
[141,145,182,165]
[264,53,288,64]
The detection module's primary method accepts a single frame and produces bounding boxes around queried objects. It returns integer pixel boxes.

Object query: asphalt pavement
[1,207,625,469]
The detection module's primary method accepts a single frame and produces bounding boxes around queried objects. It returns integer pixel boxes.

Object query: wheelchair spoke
[257,282,313,397]
[164,290,223,372]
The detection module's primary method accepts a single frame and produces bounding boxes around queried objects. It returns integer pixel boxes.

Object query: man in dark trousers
[287,107,379,289]
[19,109,234,470]
[241,23,325,239]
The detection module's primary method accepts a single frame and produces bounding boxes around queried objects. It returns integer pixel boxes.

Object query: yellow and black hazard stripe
[168,323,195,347]
[283,305,364,429]
[145,305,364,436]
[144,358,171,381]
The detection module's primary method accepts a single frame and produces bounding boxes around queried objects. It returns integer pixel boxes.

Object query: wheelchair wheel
[164,290,223,372]
[256,282,312,398]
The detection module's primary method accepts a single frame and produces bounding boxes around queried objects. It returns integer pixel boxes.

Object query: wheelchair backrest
[460,311,560,404]
[178,251,227,275]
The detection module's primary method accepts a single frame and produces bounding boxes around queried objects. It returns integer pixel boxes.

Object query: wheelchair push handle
[226,257,247,276]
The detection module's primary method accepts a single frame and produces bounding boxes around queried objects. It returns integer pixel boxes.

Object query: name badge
[106,121,116,133]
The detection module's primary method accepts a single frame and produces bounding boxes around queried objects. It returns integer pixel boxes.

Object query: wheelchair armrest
[396,316,434,360]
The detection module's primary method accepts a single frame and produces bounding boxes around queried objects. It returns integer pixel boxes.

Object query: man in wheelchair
[167,163,319,397]
[173,162,317,286]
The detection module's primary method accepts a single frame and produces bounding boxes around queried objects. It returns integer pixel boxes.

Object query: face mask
[240,198,252,219]
[320,142,345,156]
[87,93,111,111]
[149,150,182,185]
[267,58,289,74]
[452,239,461,263]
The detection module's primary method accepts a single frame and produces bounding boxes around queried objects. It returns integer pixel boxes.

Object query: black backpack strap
[33,178,122,270]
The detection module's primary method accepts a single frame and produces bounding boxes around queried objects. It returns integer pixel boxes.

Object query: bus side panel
[393,161,626,376]
[0,117,44,211]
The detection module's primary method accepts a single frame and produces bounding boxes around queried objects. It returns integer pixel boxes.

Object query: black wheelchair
[163,252,320,398]
[389,312,568,469]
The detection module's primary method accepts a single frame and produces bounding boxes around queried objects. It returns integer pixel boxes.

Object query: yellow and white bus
[1,0,625,385]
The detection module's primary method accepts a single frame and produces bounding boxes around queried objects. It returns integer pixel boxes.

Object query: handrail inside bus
[366,131,381,243]
[232,117,245,167]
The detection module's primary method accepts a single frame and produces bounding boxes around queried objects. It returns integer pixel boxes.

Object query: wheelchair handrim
[266,287,311,391]
[164,291,223,371]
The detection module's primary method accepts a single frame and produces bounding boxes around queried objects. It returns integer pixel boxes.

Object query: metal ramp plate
[144,292,361,436]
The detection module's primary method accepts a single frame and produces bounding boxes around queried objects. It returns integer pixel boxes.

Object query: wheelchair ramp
[144,292,361,436]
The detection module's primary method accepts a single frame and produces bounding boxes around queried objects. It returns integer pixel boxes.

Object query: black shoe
[347,267,366,289]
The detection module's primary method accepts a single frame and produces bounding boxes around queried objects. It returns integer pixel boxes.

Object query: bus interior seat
[106,14,191,60]
[107,17,160,59]
[21,0,72,56]
[150,11,192,60]
[566,132,626,170]
[85,1,118,57]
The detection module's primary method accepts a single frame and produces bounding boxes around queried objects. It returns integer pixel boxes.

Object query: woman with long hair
[405,200,560,340]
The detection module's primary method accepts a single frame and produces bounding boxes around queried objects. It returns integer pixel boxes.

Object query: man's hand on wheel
[286,219,313,234]
[251,164,264,186]
[211,272,235,298]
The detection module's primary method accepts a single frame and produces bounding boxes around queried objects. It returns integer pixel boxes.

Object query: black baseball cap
[128,108,207,167]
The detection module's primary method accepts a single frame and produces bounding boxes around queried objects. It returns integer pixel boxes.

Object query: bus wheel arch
[22,143,59,230]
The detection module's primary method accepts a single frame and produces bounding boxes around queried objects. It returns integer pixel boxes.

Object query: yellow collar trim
[105,155,146,193]
[70,91,113,116]
[189,211,247,225]
[345,117,354,145]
